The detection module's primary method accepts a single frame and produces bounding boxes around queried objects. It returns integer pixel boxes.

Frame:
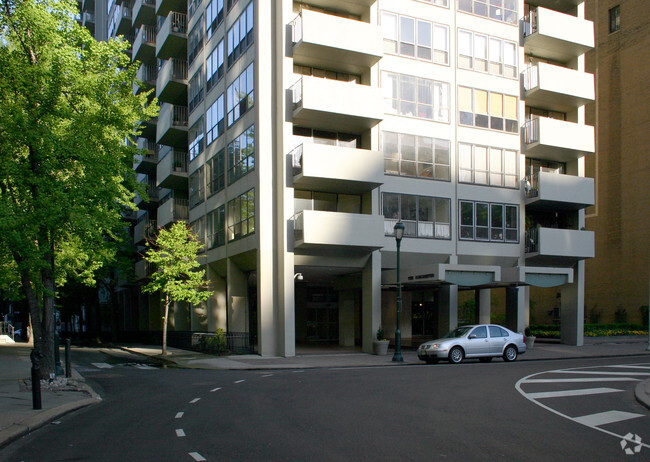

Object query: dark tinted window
[489,326,506,338]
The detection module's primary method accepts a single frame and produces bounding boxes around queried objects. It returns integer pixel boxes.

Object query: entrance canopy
[502,266,574,287]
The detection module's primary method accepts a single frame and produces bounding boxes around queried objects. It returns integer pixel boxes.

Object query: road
[1,349,649,461]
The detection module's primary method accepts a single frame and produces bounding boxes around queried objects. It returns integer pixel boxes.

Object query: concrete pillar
[505,286,529,332]
[436,285,458,337]
[561,261,585,346]
[362,251,381,353]
[172,301,190,331]
[227,259,248,333]
[339,290,355,347]
[204,266,227,332]
[476,289,491,324]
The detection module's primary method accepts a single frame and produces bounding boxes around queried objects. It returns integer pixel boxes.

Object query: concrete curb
[0,396,101,450]
[634,379,650,411]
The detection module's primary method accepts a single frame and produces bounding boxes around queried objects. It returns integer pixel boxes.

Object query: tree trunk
[40,246,57,379]
[162,294,169,356]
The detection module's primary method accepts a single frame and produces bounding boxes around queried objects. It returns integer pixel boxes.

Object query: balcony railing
[384,218,451,239]
[168,58,188,80]
[140,25,157,44]
[169,11,187,34]
[290,144,303,176]
[291,78,302,107]
[523,65,538,91]
[140,63,158,82]
[525,227,539,253]
[291,13,302,44]
[524,118,541,145]
[523,10,538,37]
[292,211,304,241]
[172,105,188,127]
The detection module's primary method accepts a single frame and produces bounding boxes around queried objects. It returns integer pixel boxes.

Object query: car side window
[471,326,487,338]
[489,326,505,338]
[499,327,509,337]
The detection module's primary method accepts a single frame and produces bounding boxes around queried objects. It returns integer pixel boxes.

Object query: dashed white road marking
[292,370,304,373]
[189,452,206,461]
[189,398,201,404]
[573,410,645,428]
[234,380,245,384]
[176,429,186,437]
[526,387,623,400]
[175,412,184,419]
[91,362,113,369]
[522,377,640,384]
[261,374,273,378]
[210,387,221,392]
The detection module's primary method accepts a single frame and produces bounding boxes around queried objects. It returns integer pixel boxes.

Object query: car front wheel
[503,345,518,362]
[448,346,464,364]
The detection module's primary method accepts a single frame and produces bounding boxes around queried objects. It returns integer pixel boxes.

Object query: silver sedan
[417,324,526,364]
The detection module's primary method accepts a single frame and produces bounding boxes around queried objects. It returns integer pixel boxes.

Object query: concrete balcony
[117,5,132,35]
[156,0,185,17]
[134,139,159,174]
[293,210,384,252]
[134,218,157,245]
[525,171,594,211]
[293,0,374,16]
[156,12,187,60]
[523,7,594,63]
[291,143,383,194]
[156,103,188,148]
[524,117,594,162]
[292,9,382,75]
[132,0,156,28]
[156,59,188,105]
[133,25,157,65]
[134,63,157,94]
[134,177,160,210]
[525,227,594,267]
[526,0,583,14]
[523,63,594,113]
[291,77,383,134]
[157,195,189,228]
[134,259,156,280]
[157,146,188,190]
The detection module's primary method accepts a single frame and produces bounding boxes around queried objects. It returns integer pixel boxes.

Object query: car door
[464,325,489,356]
[487,325,508,355]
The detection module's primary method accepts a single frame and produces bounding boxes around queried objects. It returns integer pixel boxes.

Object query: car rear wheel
[448,347,464,364]
[503,345,518,362]
[479,357,492,363]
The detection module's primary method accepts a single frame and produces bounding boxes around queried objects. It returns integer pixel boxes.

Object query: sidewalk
[1,337,648,450]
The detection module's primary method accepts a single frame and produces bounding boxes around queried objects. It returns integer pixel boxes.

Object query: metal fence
[1,321,15,339]
[191,332,252,354]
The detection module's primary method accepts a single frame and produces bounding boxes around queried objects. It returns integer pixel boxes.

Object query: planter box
[373,340,389,355]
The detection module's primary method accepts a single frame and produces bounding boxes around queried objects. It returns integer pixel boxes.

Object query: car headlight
[420,345,431,350]
[431,344,440,349]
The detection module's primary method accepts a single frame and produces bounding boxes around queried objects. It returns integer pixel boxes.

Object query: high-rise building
[80,0,596,355]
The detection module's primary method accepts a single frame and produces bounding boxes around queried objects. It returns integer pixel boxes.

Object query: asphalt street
[2,350,649,461]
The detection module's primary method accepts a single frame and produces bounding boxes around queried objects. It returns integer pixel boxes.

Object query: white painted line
[176,429,186,437]
[91,362,113,369]
[527,387,623,400]
[522,377,640,384]
[573,410,645,428]
[292,370,304,373]
[210,387,221,392]
[189,398,201,404]
[261,374,273,378]
[188,452,206,461]
[234,380,245,384]
[134,364,157,370]
[175,412,184,419]
[603,365,650,370]
[551,370,650,376]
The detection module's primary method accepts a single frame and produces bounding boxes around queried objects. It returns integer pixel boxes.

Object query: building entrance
[412,301,437,337]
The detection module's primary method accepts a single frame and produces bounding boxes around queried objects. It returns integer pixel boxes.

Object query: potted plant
[373,326,390,355]
[524,327,536,350]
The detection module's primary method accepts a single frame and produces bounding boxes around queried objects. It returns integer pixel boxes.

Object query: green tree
[142,223,212,356]
[0,0,157,377]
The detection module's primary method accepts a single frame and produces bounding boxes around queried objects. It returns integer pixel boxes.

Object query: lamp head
[394,221,405,242]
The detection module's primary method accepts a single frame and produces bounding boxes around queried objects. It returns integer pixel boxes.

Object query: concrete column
[339,290,355,347]
[561,261,585,346]
[505,286,529,332]
[476,289,491,324]
[205,266,227,332]
[436,285,458,337]
[362,251,381,353]
[227,259,248,333]
[172,301,190,331]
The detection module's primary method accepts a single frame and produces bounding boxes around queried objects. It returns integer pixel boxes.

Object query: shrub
[641,305,649,326]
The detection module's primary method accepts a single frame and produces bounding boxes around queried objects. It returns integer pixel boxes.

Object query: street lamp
[393,221,405,363]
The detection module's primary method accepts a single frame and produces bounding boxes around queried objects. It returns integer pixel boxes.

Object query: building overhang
[501,266,573,287]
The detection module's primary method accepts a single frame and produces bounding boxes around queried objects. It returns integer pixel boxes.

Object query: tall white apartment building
[81,0,595,355]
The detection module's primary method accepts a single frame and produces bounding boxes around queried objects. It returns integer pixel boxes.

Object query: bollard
[65,338,71,378]
[30,349,42,410]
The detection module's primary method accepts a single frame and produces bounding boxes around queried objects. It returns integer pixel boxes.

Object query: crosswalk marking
[189,452,206,461]
[527,387,623,400]
[91,362,114,369]
[522,377,640,384]
[573,410,645,428]
[176,429,186,437]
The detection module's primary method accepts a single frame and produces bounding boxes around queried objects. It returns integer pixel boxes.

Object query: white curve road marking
[603,365,650,370]
[522,377,641,384]
[261,374,273,377]
[176,429,186,437]
[551,370,650,376]
[91,363,113,369]
[175,412,184,419]
[189,452,206,461]
[516,362,650,450]
[526,387,623,399]
[573,411,645,428]
[189,398,201,404]
[210,387,221,392]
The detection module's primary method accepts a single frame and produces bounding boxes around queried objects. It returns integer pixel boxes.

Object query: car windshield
[443,326,473,339]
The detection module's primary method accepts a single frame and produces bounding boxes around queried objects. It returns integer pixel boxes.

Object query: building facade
[80,0,596,355]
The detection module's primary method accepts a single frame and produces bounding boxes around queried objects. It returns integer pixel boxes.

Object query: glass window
[189,167,205,208]
[491,203,504,241]
[206,149,225,195]
[460,201,474,239]
[207,205,225,249]
[205,0,224,40]
[227,2,254,68]
[383,193,451,239]
[399,16,415,56]
[188,17,204,65]
[472,326,487,338]
[228,125,255,183]
[417,20,432,60]
[227,62,254,127]
[382,131,450,181]
[476,202,489,240]
[227,189,255,241]
[206,40,224,92]
[459,200,518,242]
[189,117,204,161]
[206,94,225,145]
[609,5,620,33]
[433,24,448,64]
[382,72,448,122]
[489,326,505,338]
[189,67,204,113]
[458,30,472,68]
[381,12,398,54]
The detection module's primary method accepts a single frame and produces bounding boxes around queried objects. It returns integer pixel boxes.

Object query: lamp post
[392,221,405,363]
